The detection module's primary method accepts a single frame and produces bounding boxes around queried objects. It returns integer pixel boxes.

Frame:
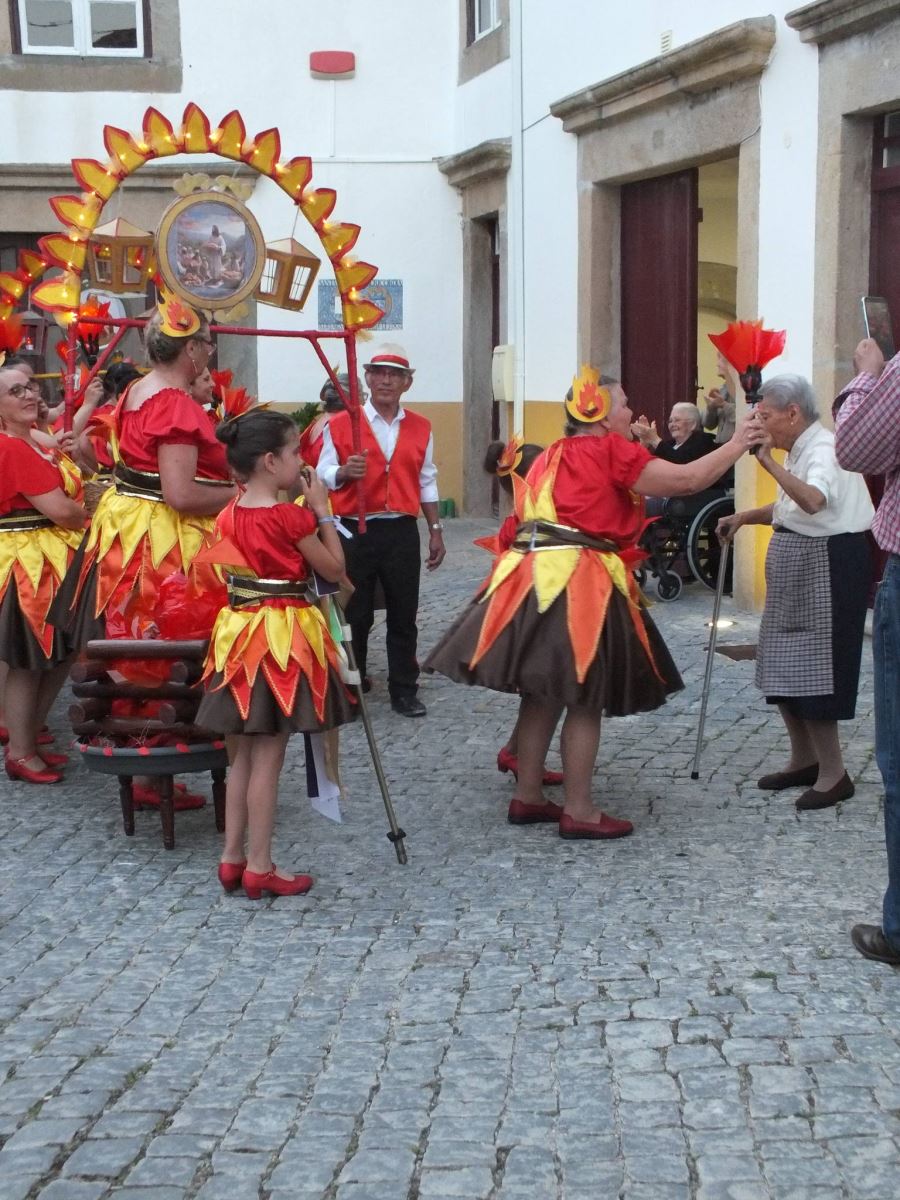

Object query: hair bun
[482,441,505,475]
[215,418,240,446]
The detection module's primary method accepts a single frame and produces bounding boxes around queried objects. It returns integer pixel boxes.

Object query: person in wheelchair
[632,403,733,595]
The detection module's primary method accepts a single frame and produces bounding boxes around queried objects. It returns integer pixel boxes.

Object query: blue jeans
[875,554,900,948]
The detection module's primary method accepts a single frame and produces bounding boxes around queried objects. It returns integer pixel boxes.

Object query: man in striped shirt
[834,339,900,966]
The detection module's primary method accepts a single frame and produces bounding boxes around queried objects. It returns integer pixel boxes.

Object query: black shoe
[795,772,854,811]
[391,695,426,718]
[851,924,900,966]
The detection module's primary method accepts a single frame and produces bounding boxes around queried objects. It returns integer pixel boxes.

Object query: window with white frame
[16,0,144,56]
[470,0,499,41]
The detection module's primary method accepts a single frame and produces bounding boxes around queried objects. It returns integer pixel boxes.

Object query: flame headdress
[157,286,201,338]
[565,365,612,424]
[219,384,270,425]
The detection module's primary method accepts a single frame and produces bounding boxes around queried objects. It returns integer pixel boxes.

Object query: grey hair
[759,374,819,423]
[670,402,702,430]
[144,310,208,366]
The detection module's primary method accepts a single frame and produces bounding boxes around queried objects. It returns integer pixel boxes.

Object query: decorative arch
[19,102,383,330]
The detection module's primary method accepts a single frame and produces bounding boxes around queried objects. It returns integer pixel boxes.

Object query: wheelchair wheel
[686,494,734,591]
[656,571,683,602]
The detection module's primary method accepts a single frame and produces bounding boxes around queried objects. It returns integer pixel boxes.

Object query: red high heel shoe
[497,746,564,787]
[242,866,314,900]
[39,751,69,768]
[132,783,206,811]
[5,754,63,785]
[217,860,248,893]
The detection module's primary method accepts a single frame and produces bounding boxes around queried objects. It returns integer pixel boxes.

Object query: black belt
[0,509,53,533]
[226,574,308,609]
[113,463,231,502]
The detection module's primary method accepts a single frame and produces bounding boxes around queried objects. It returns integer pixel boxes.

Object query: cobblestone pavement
[1,519,897,1200]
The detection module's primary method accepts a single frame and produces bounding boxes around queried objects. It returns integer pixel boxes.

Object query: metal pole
[690,539,731,780]
[332,597,407,864]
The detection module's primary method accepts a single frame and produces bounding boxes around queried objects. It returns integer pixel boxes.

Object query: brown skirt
[197,665,357,736]
[0,579,73,670]
[47,536,105,647]
[425,584,683,715]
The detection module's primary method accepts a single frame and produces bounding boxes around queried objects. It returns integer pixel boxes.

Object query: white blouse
[773,420,874,537]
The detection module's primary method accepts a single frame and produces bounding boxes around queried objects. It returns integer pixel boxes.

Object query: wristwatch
[429,521,444,532]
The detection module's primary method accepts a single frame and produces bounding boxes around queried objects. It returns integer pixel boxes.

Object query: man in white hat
[316,343,446,717]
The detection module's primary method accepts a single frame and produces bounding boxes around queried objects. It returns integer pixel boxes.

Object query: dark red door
[620,168,698,433]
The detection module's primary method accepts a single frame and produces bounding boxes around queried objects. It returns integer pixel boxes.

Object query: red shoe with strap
[497,746,564,787]
[39,751,69,768]
[217,860,248,893]
[5,753,63,785]
[507,797,564,825]
[242,866,314,900]
[558,811,634,840]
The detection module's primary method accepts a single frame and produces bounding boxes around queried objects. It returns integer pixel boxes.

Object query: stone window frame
[437,138,511,515]
[0,0,181,91]
[458,0,509,84]
[13,0,146,57]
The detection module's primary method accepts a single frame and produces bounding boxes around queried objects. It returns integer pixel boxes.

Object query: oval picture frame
[157,191,265,311]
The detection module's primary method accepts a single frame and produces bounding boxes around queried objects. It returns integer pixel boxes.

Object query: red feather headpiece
[495,435,524,478]
[219,384,270,424]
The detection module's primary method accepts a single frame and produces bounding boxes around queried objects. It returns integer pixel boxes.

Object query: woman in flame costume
[195,404,355,901]
[0,360,88,784]
[426,367,761,839]
[52,291,236,808]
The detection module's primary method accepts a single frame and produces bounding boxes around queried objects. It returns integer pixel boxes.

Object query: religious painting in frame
[157,191,265,310]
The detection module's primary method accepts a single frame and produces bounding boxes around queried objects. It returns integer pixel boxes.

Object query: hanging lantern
[254,238,320,312]
[18,308,52,359]
[86,217,157,294]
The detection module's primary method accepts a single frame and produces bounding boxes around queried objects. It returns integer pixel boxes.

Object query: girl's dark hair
[483,440,543,494]
[103,361,141,398]
[216,408,295,477]
[145,310,208,365]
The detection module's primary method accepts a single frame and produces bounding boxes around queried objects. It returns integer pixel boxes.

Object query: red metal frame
[66,314,367,529]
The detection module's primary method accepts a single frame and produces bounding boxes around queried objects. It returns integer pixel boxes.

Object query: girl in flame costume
[426,367,761,839]
[195,404,355,901]
[0,359,88,784]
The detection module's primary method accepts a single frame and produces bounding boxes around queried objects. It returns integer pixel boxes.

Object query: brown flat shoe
[851,924,900,966]
[757,764,819,790]
[795,772,854,811]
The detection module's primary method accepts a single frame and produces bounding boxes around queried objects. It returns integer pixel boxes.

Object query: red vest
[329,407,432,517]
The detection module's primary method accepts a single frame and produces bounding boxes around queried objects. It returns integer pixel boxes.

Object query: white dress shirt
[316,400,440,518]
[772,420,874,537]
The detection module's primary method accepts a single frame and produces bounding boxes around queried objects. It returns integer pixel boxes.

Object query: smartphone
[861,296,896,360]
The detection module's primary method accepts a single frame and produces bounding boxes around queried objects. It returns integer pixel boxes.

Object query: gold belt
[226,574,308,609]
[0,509,54,533]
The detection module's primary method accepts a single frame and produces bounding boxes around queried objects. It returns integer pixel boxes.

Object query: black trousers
[343,516,421,699]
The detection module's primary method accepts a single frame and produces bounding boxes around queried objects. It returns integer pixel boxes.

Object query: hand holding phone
[861,296,896,360]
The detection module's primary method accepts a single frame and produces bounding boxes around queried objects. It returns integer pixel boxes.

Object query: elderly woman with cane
[717,374,874,810]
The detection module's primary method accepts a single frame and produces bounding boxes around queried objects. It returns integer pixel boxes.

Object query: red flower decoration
[708,320,786,374]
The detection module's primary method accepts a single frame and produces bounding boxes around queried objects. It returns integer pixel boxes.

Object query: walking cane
[690,538,732,780]
[332,597,408,864]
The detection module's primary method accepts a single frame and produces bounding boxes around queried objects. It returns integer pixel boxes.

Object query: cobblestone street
[0,518,897,1200]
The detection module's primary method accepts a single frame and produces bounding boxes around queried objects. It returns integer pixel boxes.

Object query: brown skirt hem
[424,584,683,715]
[197,666,357,735]
[0,581,74,670]
[47,538,105,648]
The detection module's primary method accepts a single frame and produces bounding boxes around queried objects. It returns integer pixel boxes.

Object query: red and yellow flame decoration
[19,103,382,332]
[157,287,200,338]
[495,434,524,478]
[708,319,786,375]
[219,384,270,424]
[0,313,25,369]
[468,444,663,686]
[565,365,612,425]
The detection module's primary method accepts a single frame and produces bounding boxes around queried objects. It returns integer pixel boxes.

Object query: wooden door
[620,169,699,433]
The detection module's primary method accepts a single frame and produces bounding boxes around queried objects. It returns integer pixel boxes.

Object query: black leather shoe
[391,695,426,718]
[851,924,900,966]
[795,772,854,811]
